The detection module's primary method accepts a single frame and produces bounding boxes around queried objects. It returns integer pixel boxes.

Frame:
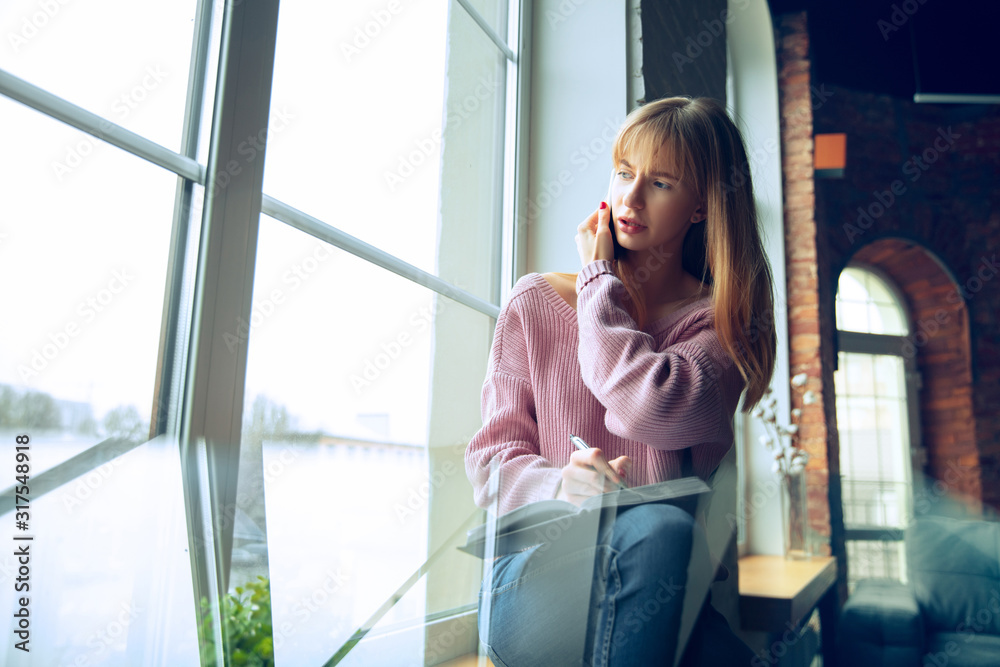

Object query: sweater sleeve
[464,292,563,514]
[575,259,726,449]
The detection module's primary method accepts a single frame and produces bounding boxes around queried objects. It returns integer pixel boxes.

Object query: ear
[690,204,707,224]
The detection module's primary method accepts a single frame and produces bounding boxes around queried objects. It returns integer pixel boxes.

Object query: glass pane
[835,267,908,335]
[841,479,910,527]
[243,216,493,665]
[872,354,904,399]
[0,436,198,664]
[846,539,906,590]
[843,353,874,397]
[462,0,508,38]
[263,0,507,303]
[0,0,199,153]
[874,398,908,481]
[0,96,180,469]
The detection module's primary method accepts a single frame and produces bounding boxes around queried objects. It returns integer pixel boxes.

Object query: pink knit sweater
[465,259,746,515]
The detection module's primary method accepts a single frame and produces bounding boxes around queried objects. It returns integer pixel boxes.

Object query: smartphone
[606,168,622,256]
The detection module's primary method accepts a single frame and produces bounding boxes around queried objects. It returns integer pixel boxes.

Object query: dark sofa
[837,515,1000,666]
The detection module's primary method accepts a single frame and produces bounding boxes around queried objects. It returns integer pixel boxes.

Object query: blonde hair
[609,96,776,412]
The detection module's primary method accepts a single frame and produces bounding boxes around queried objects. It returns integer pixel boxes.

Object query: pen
[569,433,628,490]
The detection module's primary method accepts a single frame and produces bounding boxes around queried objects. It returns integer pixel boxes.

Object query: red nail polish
[600,202,607,210]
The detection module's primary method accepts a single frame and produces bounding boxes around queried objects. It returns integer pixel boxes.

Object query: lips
[617,218,646,234]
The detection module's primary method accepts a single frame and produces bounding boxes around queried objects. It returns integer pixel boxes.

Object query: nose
[622,178,645,210]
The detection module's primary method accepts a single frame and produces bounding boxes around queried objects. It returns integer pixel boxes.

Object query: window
[834,265,922,590]
[0,0,524,663]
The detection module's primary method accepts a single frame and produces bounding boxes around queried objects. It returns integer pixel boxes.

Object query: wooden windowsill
[738,554,837,632]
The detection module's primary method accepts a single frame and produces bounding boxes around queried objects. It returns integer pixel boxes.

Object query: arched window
[835,265,923,590]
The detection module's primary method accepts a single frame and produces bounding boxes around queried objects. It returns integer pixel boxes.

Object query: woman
[465,96,775,666]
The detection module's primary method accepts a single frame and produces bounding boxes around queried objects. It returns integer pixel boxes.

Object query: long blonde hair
[610,96,776,412]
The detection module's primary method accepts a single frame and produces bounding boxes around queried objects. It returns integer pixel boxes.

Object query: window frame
[0,0,529,663]
[835,262,924,586]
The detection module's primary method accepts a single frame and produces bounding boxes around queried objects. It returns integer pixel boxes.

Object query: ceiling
[767,0,1000,100]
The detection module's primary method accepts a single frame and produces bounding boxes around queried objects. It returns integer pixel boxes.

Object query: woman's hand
[556,448,632,506]
[576,201,615,267]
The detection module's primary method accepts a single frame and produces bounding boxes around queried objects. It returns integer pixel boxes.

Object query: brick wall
[775,6,1000,603]
[775,10,844,584]
[812,81,1000,510]
[852,240,982,511]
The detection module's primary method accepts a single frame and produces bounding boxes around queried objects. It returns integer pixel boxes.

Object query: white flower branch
[752,373,811,478]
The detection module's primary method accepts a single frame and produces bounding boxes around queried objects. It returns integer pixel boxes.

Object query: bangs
[612,108,700,193]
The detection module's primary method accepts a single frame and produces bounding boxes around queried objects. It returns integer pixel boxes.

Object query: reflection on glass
[846,539,907,592]
[243,216,492,665]
[263,0,507,302]
[0,0,199,153]
[0,96,178,468]
[0,437,198,665]
[461,0,508,38]
[263,0,448,282]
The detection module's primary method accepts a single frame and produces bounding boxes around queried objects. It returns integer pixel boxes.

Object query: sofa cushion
[907,516,1000,635]
[837,579,923,667]
[924,632,1000,667]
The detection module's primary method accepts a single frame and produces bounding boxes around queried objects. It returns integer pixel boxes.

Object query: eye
[654,181,672,190]
[617,170,634,180]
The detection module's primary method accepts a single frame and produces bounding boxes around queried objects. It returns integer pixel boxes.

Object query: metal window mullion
[838,330,908,356]
[152,0,220,439]
[0,68,203,183]
[261,196,500,319]
[176,1,280,665]
[501,0,530,298]
[455,0,516,61]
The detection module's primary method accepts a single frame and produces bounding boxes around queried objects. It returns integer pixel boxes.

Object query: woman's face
[610,149,704,256]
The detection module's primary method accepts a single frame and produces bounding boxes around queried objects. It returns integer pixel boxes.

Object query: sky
[0,0,468,444]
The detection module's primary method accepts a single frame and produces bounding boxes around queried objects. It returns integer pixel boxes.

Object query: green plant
[199,575,275,666]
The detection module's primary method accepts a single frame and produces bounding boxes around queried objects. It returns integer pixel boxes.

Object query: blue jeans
[477,504,755,666]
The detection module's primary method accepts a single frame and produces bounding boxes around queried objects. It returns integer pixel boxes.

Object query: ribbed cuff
[576,259,615,293]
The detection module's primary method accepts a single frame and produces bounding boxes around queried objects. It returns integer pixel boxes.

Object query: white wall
[524,0,630,275]
[727,0,790,555]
